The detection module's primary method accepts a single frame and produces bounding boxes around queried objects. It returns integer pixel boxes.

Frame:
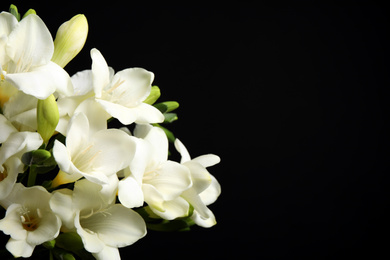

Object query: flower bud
[37,94,59,143]
[52,14,88,68]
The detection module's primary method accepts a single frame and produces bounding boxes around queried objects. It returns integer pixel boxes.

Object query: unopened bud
[52,14,88,68]
[37,94,59,143]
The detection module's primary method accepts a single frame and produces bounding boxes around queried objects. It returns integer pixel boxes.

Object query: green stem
[27,165,37,187]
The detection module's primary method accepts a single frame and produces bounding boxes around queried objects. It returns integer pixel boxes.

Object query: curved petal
[199,174,221,205]
[70,69,93,96]
[5,238,35,258]
[26,212,61,245]
[145,161,192,201]
[118,177,144,208]
[109,68,154,107]
[0,157,22,200]
[75,210,105,253]
[182,189,216,228]
[0,204,27,240]
[90,129,136,174]
[149,197,190,220]
[92,245,120,260]
[0,132,43,167]
[133,103,164,124]
[65,113,90,155]
[0,12,18,65]
[49,189,75,231]
[6,14,53,69]
[5,62,73,99]
[87,205,146,247]
[91,48,109,98]
[192,154,221,168]
[95,99,136,125]
[0,114,16,143]
[183,161,212,194]
[174,139,191,163]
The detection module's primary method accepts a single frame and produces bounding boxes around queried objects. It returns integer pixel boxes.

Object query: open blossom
[0,183,61,258]
[50,179,146,260]
[174,139,221,227]
[52,112,136,187]
[55,48,164,134]
[118,124,192,219]
[0,120,43,199]
[0,12,73,101]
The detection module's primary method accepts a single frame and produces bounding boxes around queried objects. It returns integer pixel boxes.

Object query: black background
[1,2,389,259]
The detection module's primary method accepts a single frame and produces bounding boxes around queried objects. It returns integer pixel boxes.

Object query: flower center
[72,144,101,172]
[19,207,42,232]
[0,166,8,182]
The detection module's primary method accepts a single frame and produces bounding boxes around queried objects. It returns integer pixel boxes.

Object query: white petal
[75,99,109,135]
[0,114,16,143]
[65,113,90,155]
[0,157,22,200]
[73,179,107,212]
[26,212,61,245]
[5,238,35,258]
[133,103,164,124]
[95,99,137,125]
[139,125,168,164]
[182,189,216,228]
[5,62,73,99]
[91,48,110,98]
[149,197,190,220]
[6,14,53,68]
[192,154,221,168]
[93,245,120,260]
[118,177,144,208]
[70,69,93,96]
[108,68,154,107]
[199,174,221,205]
[145,161,192,201]
[75,210,105,253]
[183,161,212,194]
[49,189,75,231]
[0,12,18,65]
[0,204,27,240]
[81,204,146,247]
[0,132,43,167]
[174,138,191,163]
[90,129,136,174]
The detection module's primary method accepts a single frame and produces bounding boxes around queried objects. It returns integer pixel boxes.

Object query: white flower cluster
[0,6,220,260]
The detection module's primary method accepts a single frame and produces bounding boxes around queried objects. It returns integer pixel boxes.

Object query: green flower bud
[37,94,59,143]
[143,86,161,105]
[52,14,88,68]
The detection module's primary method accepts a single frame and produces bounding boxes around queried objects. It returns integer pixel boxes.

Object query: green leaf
[144,86,161,105]
[153,101,179,113]
[9,4,20,21]
[163,113,178,123]
[55,232,85,251]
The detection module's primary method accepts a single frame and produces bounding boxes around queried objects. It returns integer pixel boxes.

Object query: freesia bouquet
[0,5,221,259]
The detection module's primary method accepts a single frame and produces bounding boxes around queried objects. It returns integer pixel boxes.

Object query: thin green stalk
[27,165,37,187]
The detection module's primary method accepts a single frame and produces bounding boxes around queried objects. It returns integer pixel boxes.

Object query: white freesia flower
[0,183,61,258]
[0,130,43,200]
[0,13,73,100]
[2,91,38,131]
[55,48,163,133]
[118,125,192,219]
[174,138,221,227]
[50,179,146,260]
[52,112,136,187]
